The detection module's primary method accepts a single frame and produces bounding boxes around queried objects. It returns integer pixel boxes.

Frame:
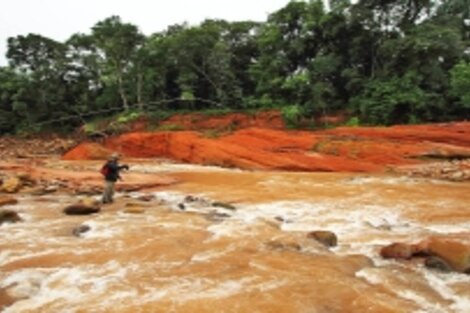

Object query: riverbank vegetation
[0,0,469,134]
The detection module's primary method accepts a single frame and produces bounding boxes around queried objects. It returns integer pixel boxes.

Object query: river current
[0,161,469,312]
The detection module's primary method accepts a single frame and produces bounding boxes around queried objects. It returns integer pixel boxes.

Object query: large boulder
[421,237,470,273]
[0,210,22,225]
[307,230,338,247]
[380,237,470,274]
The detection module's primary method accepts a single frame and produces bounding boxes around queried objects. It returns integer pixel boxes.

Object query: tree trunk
[116,64,129,111]
[137,72,143,110]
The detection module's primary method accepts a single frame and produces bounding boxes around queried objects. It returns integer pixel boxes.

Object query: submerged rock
[137,194,155,202]
[307,231,338,247]
[425,256,453,273]
[72,224,91,237]
[212,201,236,211]
[265,240,302,252]
[205,211,231,222]
[0,210,22,225]
[184,195,198,203]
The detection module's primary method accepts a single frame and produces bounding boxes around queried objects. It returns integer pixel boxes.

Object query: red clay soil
[323,122,470,147]
[63,121,470,172]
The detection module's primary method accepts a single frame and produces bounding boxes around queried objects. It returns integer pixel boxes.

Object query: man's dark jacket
[104,161,129,182]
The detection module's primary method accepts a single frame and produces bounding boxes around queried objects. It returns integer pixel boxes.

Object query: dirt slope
[63,119,470,173]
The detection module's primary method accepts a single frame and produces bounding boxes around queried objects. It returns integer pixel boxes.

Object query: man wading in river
[101,153,129,204]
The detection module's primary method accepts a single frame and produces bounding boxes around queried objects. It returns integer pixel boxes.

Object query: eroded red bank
[63,115,470,172]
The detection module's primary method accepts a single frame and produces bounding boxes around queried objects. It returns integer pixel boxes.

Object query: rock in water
[137,194,155,202]
[0,210,22,225]
[1,177,22,193]
[0,196,18,207]
[422,237,470,273]
[265,240,302,252]
[425,256,453,273]
[307,231,338,247]
[63,204,100,215]
[72,224,91,237]
[380,243,419,260]
[212,202,236,211]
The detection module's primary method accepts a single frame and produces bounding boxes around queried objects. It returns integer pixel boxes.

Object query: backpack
[100,164,110,176]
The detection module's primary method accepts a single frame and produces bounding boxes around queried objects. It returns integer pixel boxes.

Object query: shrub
[281,105,303,128]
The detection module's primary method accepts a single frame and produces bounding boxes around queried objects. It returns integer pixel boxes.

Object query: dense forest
[0,0,469,134]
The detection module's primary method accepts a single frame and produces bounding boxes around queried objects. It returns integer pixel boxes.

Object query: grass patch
[156,124,185,131]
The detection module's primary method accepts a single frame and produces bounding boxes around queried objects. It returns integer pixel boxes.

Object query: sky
[0,0,301,66]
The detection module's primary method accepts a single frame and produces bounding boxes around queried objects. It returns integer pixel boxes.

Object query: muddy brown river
[1,160,469,312]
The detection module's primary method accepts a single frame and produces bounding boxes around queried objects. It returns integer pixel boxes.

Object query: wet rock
[0,210,22,225]
[17,173,36,186]
[64,205,100,215]
[0,196,18,207]
[380,243,419,260]
[425,256,453,273]
[0,177,22,193]
[205,211,231,222]
[82,197,100,208]
[63,198,101,216]
[265,240,301,252]
[184,195,198,202]
[137,194,155,202]
[274,216,285,222]
[72,224,91,237]
[212,201,236,211]
[307,231,338,247]
[420,237,470,273]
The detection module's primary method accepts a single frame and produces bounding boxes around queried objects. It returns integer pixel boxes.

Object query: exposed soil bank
[63,122,470,174]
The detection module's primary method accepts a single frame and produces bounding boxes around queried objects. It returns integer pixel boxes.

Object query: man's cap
[109,153,120,160]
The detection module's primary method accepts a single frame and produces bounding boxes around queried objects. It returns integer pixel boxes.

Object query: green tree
[91,16,144,110]
[450,61,470,111]
[7,34,68,126]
